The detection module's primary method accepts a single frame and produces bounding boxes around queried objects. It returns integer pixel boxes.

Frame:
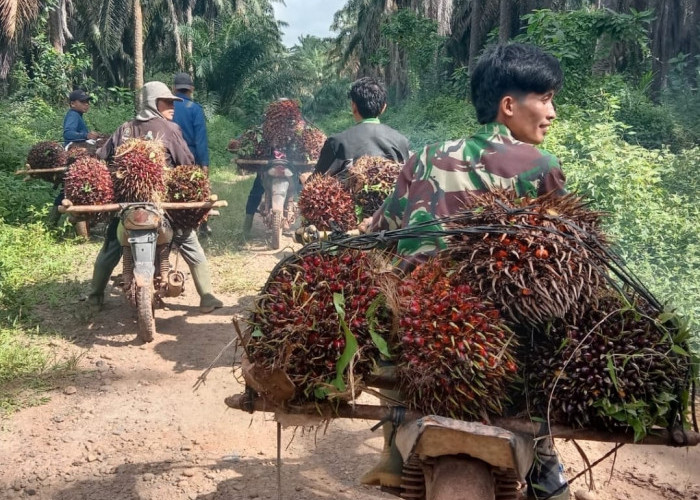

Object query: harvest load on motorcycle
[228,99,327,249]
[58,137,227,342]
[225,190,698,500]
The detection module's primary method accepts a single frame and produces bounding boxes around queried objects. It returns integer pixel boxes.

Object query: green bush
[0,173,55,224]
[208,114,244,171]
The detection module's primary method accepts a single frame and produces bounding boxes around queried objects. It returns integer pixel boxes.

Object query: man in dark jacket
[89,81,223,315]
[313,77,410,179]
[171,72,212,236]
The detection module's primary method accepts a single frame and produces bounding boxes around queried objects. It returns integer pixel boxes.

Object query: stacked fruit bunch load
[165,165,211,231]
[298,174,357,231]
[246,249,392,405]
[112,139,167,202]
[25,141,68,182]
[393,262,518,419]
[64,157,115,208]
[347,155,402,217]
[289,125,326,163]
[228,127,270,163]
[262,99,304,151]
[445,190,606,326]
[524,290,692,437]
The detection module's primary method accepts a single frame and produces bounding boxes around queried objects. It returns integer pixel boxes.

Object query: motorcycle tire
[270,211,282,250]
[136,285,156,343]
[424,456,495,500]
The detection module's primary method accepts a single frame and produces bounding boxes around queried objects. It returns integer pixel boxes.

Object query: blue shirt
[173,92,210,167]
[63,109,89,146]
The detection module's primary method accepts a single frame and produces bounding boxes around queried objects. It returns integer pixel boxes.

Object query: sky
[272,0,347,47]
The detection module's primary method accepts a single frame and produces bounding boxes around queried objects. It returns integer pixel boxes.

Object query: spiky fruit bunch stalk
[290,125,327,163]
[347,156,402,217]
[447,190,607,326]
[525,290,691,436]
[246,250,392,404]
[26,141,67,170]
[112,139,167,202]
[394,262,518,419]
[64,157,115,207]
[299,175,357,231]
[230,127,271,161]
[262,100,303,150]
[165,165,212,230]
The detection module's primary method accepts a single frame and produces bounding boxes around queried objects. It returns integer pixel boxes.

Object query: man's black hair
[348,77,387,118]
[470,43,563,124]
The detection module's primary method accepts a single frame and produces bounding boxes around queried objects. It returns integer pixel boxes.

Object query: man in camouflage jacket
[363,43,571,500]
[368,43,565,265]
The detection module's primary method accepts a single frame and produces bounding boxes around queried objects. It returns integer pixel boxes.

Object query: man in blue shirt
[172,72,212,236]
[63,89,98,146]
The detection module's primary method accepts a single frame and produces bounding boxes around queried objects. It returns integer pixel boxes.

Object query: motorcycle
[225,382,699,500]
[116,203,182,343]
[237,159,314,250]
[59,197,228,342]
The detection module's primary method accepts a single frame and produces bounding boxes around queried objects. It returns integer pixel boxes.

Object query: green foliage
[0,173,55,224]
[85,102,132,137]
[207,114,244,170]
[545,101,699,335]
[383,93,478,149]
[516,8,652,98]
[9,31,94,105]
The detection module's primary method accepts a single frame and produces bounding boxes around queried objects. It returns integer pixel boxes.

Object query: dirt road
[1,230,698,500]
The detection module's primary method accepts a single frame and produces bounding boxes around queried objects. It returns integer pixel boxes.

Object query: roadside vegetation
[0,2,698,412]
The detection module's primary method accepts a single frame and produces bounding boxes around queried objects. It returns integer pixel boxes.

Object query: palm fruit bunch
[299,174,357,231]
[447,190,606,326]
[229,127,271,162]
[26,141,67,170]
[262,99,303,150]
[393,261,518,419]
[246,250,392,405]
[165,165,211,231]
[26,141,67,182]
[65,146,92,166]
[112,139,167,202]
[64,157,115,207]
[525,290,692,437]
[346,156,402,217]
[289,125,326,163]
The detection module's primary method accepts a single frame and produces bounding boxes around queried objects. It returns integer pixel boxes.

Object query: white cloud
[273,0,346,47]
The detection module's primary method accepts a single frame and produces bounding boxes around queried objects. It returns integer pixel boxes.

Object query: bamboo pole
[223,394,700,447]
[15,167,68,175]
[58,199,228,214]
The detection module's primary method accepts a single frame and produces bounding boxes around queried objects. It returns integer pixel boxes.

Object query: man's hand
[358,217,373,234]
[87,131,99,140]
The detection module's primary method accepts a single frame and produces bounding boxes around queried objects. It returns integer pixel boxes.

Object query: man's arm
[63,112,88,143]
[313,137,337,175]
[193,105,210,167]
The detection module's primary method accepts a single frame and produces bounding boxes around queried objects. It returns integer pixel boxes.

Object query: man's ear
[380,103,387,115]
[499,95,516,118]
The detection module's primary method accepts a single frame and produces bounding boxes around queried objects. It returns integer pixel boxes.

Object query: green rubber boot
[87,225,123,312]
[190,263,223,313]
[359,421,404,488]
[242,214,254,238]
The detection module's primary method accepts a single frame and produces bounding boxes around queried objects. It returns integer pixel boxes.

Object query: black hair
[348,77,387,118]
[470,43,563,124]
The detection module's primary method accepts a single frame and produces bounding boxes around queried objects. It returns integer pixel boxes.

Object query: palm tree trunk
[167,0,184,69]
[468,0,483,73]
[186,0,195,73]
[134,0,144,91]
[499,0,512,42]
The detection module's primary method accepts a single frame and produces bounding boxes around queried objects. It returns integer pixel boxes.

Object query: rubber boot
[47,205,62,228]
[190,263,223,313]
[87,219,123,312]
[527,437,570,500]
[359,421,403,488]
[242,214,254,238]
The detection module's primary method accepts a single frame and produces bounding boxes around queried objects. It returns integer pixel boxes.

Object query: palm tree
[0,0,42,78]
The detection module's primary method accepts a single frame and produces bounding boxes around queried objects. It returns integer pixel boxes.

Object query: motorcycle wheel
[424,456,495,500]
[270,211,282,250]
[136,285,156,343]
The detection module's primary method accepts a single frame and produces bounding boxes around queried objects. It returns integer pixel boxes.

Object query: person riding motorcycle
[87,81,223,314]
[361,43,570,500]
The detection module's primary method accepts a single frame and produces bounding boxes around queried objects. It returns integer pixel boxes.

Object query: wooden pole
[58,200,228,214]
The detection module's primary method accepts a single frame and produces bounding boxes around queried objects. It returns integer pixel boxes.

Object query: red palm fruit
[165,165,211,230]
[299,174,357,231]
[112,139,167,202]
[64,157,115,207]
[262,99,303,150]
[346,156,402,217]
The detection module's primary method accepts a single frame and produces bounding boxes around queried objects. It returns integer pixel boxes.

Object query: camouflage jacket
[368,122,566,260]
